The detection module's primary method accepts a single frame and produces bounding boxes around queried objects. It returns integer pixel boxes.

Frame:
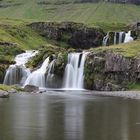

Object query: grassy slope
[90,39,140,58]
[0,19,48,50]
[0,1,140,30]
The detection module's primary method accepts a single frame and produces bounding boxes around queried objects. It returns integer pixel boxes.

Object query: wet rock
[103,83,123,91]
[94,79,104,91]
[24,85,39,92]
[0,90,9,98]
[8,89,17,94]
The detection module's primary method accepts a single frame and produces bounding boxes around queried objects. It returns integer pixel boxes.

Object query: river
[0,91,140,140]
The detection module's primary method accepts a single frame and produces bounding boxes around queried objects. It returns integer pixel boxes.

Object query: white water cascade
[3,51,38,85]
[24,57,50,88]
[103,31,133,46]
[124,31,134,43]
[46,59,56,88]
[63,52,88,90]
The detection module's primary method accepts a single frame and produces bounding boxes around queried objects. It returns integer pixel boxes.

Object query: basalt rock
[84,50,140,91]
[28,22,105,49]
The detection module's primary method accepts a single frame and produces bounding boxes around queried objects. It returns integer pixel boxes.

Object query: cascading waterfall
[3,51,38,85]
[119,32,125,44]
[102,32,109,46]
[46,59,56,88]
[103,31,133,46]
[124,31,134,43]
[63,52,88,89]
[24,57,50,88]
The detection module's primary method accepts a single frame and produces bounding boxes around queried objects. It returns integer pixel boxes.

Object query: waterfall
[124,31,134,43]
[24,57,50,88]
[63,52,88,90]
[103,31,133,46]
[3,51,37,85]
[46,59,56,88]
[102,33,109,46]
[119,32,125,44]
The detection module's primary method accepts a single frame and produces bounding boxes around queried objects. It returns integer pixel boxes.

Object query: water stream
[24,57,50,88]
[103,31,134,46]
[63,52,88,90]
[3,51,38,85]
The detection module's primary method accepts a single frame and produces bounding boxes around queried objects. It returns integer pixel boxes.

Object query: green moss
[90,40,140,58]
[0,84,23,91]
[26,44,67,69]
[126,83,140,91]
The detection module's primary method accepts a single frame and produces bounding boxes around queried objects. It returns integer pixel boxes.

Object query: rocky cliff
[29,22,105,49]
[84,50,140,91]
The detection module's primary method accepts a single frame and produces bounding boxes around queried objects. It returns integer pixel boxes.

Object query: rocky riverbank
[92,91,140,99]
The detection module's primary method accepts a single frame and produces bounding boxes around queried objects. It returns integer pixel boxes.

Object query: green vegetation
[126,83,140,91]
[0,84,23,91]
[90,40,140,58]
[0,1,140,30]
[0,19,48,50]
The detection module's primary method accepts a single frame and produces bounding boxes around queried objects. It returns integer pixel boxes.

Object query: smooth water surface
[0,91,140,140]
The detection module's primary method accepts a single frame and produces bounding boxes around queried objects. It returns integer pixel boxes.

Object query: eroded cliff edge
[85,50,140,91]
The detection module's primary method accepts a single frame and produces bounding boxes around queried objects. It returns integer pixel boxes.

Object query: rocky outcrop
[0,90,9,98]
[24,85,39,92]
[28,22,105,49]
[84,50,140,91]
[129,22,140,39]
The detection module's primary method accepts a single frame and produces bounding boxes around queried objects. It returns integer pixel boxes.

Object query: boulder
[0,90,9,98]
[24,85,39,92]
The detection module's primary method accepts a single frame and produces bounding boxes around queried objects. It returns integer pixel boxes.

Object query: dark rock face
[69,28,104,49]
[129,23,140,39]
[29,22,105,49]
[0,65,6,83]
[84,51,140,91]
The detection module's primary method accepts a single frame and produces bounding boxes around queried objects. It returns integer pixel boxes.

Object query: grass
[0,1,140,31]
[0,84,23,91]
[0,19,48,50]
[90,39,140,58]
[126,83,140,91]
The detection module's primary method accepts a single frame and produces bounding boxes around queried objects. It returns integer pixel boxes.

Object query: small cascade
[124,31,134,43]
[3,51,37,85]
[102,33,109,46]
[119,32,125,44]
[63,52,88,89]
[24,57,50,88]
[103,31,133,46]
[46,59,56,88]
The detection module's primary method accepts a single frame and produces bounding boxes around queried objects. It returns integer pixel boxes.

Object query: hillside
[0,0,140,30]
